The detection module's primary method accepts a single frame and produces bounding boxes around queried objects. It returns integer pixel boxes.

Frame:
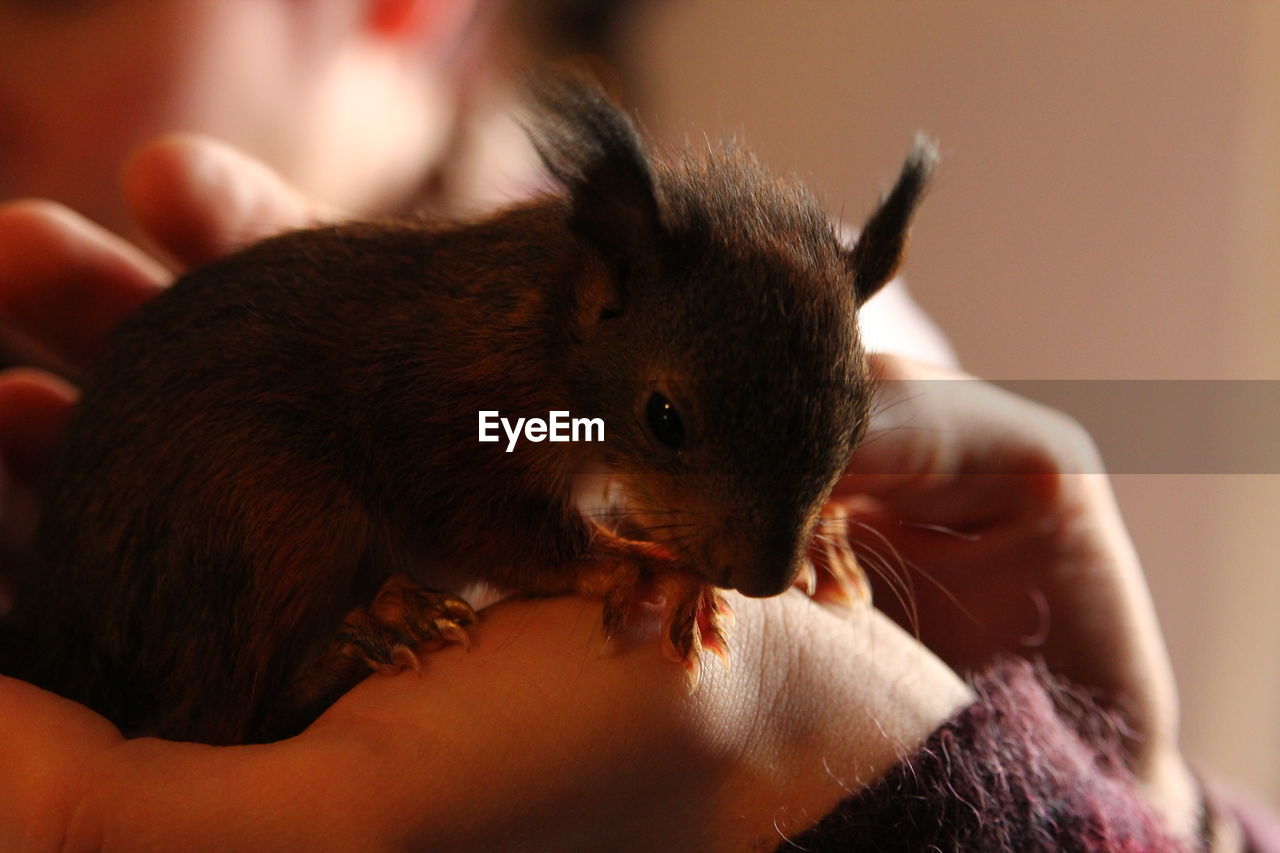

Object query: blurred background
[620,0,1280,805]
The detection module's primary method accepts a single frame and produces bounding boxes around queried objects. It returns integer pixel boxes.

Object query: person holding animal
[0,0,1273,849]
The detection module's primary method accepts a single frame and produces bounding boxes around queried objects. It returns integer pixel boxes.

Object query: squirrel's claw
[807,503,871,611]
[657,578,731,688]
[793,559,818,596]
[337,573,476,675]
[574,534,731,688]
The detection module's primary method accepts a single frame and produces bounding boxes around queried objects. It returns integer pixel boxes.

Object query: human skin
[0,0,481,239]
[2,594,969,852]
[0,137,1199,849]
[835,359,1200,835]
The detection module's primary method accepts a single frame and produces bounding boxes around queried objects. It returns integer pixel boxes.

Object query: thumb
[122,134,344,269]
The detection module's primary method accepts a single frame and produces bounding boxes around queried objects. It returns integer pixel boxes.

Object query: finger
[123,134,343,269]
[0,370,77,561]
[842,352,977,480]
[838,353,1087,521]
[0,369,78,488]
[835,353,984,513]
[0,201,168,369]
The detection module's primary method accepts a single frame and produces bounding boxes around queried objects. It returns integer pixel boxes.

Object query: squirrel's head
[530,72,936,596]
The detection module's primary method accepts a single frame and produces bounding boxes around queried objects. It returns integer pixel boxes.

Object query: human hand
[3,591,969,851]
[837,353,1199,835]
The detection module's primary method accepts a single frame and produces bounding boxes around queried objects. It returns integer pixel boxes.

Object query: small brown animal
[4,75,935,745]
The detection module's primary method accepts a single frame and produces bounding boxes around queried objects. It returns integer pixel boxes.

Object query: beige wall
[630,1,1280,803]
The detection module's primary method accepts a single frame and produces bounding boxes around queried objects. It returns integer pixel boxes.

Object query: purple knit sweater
[777,662,1280,852]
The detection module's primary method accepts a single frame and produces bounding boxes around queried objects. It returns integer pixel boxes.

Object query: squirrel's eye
[645,392,685,451]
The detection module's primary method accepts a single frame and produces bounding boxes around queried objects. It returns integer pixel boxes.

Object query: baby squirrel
[4,74,935,745]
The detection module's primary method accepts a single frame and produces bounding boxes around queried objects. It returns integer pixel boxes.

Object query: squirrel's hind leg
[254,573,475,741]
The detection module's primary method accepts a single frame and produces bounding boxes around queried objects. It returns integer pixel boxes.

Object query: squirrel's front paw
[337,573,476,675]
[650,574,732,690]
[578,545,731,691]
[795,502,871,609]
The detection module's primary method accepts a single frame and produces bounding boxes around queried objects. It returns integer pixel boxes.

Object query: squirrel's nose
[717,536,806,598]
[729,562,801,597]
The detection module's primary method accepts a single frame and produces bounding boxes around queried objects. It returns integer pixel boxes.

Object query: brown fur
[4,74,934,744]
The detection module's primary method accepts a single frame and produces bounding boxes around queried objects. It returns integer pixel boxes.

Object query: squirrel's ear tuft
[524,71,661,313]
[848,135,938,304]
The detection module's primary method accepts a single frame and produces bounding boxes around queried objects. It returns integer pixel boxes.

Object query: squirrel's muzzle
[715,529,807,598]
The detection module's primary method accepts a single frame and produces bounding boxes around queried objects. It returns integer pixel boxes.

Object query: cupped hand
[838,353,1197,832]
[2,592,969,852]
